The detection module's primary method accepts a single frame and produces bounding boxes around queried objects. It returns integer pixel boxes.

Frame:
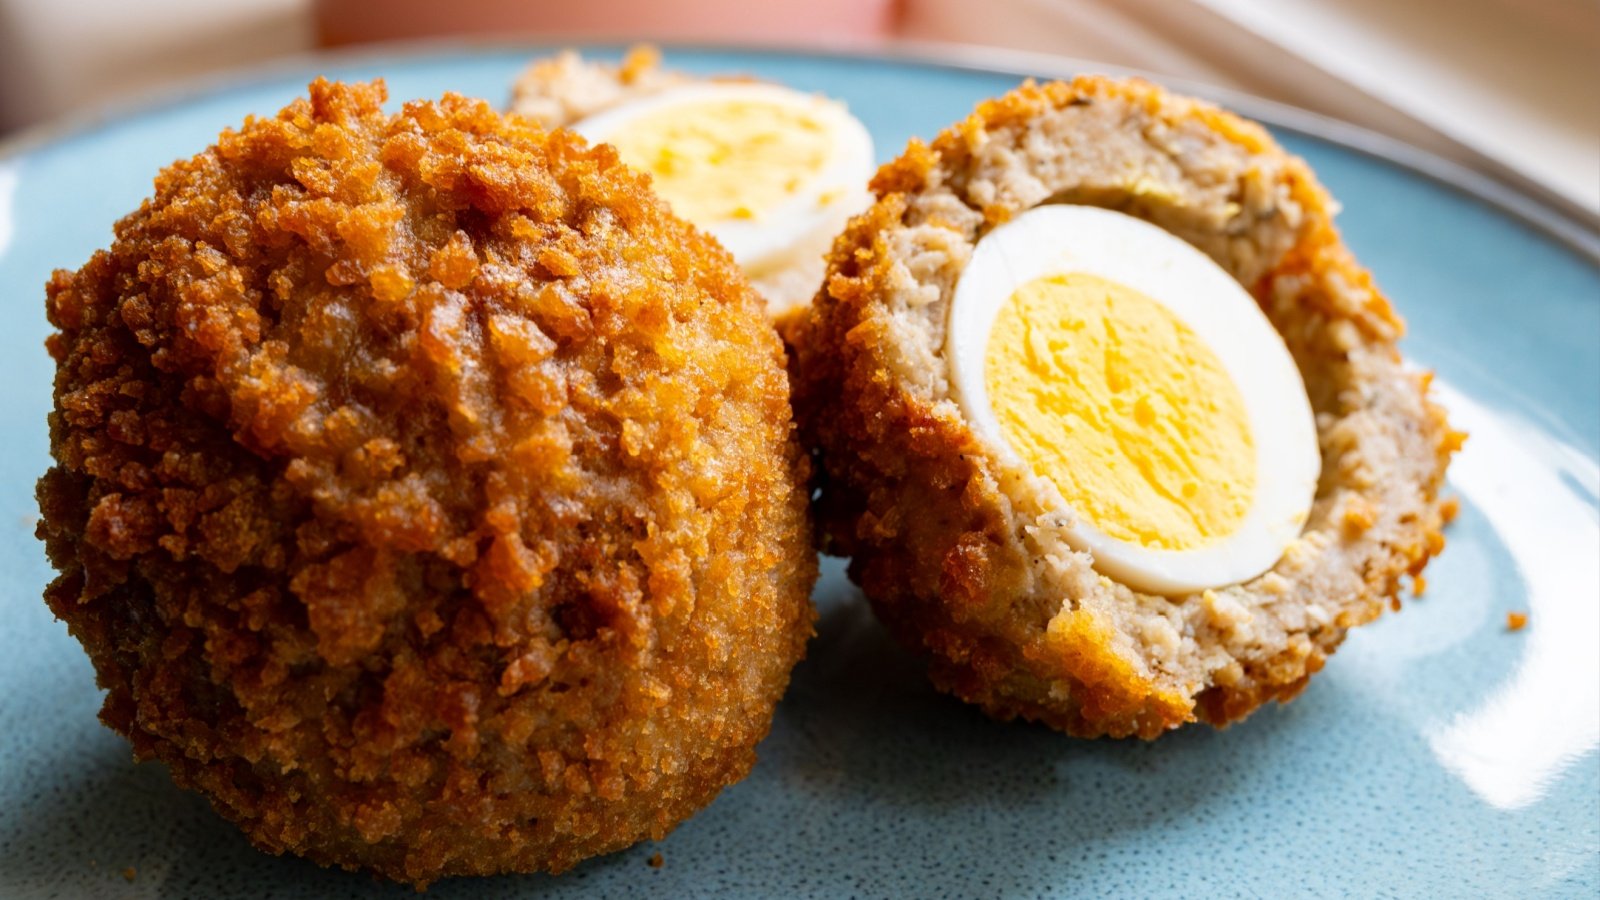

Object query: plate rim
[2,35,1596,264]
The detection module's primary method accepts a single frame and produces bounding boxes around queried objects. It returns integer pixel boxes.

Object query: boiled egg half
[572,82,874,279]
[946,205,1320,596]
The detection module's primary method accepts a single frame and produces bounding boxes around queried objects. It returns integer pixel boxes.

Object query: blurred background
[1,0,1595,219]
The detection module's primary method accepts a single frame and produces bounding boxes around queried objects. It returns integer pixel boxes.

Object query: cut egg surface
[572,82,874,277]
[946,205,1320,596]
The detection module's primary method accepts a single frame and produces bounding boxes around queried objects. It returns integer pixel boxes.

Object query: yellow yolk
[985,272,1257,550]
[605,98,833,224]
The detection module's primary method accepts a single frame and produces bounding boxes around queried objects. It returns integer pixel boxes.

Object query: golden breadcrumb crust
[38,79,816,885]
[784,77,1460,739]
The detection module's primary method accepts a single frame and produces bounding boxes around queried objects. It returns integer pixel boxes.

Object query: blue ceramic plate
[1,44,1596,899]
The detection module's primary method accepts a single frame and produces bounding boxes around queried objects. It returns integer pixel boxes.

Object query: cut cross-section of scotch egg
[786,76,1459,738]
[946,205,1320,596]
[572,81,875,296]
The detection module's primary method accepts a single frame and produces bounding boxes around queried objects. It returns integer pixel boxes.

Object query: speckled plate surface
[2,44,1597,899]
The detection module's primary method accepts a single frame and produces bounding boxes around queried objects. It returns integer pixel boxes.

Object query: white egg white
[945,205,1320,596]
[571,82,874,277]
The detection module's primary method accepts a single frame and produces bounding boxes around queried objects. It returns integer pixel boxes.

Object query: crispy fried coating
[37,79,816,886]
[784,77,1460,738]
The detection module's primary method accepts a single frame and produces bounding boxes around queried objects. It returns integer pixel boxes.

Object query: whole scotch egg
[37,80,818,885]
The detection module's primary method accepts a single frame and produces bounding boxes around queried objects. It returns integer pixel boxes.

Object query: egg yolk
[985,272,1256,550]
[605,98,832,225]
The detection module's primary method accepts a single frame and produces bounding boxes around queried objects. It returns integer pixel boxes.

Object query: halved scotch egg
[784,77,1461,738]
[512,48,874,316]
[573,82,874,291]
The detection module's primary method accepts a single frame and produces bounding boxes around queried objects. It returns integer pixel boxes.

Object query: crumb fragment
[1412,576,1427,597]
[648,852,665,869]
[619,45,661,84]
[1439,495,1461,524]
[1202,589,1252,631]
[1341,495,1377,536]
[122,867,136,882]
[1506,611,1528,632]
